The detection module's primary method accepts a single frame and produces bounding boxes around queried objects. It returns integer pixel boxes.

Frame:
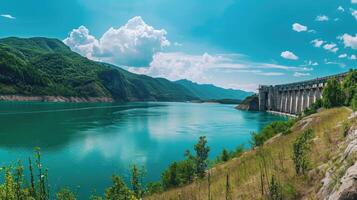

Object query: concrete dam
[258,72,347,115]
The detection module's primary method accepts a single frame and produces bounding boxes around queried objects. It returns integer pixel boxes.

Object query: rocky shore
[0,95,114,103]
[317,111,357,200]
[235,95,259,111]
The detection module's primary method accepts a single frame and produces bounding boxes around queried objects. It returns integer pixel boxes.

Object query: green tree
[105,175,134,200]
[292,129,314,175]
[194,136,210,178]
[352,93,357,111]
[145,182,162,195]
[56,188,76,200]
[161,162,180,189]
[322,78,344,108]
[341,69,357,106]
[269,176,282,200]
[130,165,140,199]
[221,149,230,162]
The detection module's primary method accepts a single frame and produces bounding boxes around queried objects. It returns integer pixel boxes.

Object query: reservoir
[0,101,286,198]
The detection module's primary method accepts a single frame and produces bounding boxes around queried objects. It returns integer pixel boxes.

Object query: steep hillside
[175,79,254,100]
[146,107,356,199]
[0,37,197,102]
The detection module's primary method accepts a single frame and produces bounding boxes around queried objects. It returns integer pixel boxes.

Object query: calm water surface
[0,101,286,198]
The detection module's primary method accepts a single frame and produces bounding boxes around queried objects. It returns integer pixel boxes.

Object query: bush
[352,93,357,111]
[269,176,283,200]
[303,99,323,116]
[292,129,314,175]
[146,182,162,195]
[252,120,295,146]
[341,69,357,106]
[56,188,77,200]
[322,78,344,108]
[105,175,135,200]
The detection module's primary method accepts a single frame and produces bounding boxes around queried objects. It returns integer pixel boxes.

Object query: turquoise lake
[0,101,286,198]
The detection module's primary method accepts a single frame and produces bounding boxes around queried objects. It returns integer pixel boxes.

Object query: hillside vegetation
[145,107,354,199]
[0,37,197,101]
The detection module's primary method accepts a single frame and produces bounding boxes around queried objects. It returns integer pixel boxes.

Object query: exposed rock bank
[318,112,357,200]
[0,95,113,103]
[235,95,259,111]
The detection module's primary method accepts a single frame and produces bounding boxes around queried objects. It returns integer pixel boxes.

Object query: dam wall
[258,72,347,114]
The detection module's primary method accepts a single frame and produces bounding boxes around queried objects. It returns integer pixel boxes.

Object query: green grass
[145,107,353,200]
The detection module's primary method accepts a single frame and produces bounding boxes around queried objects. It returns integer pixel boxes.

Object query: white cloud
[339,33,357,49]
[351,9,357,20]
[337,6,345,12]
[292,23,308,32]
[350,55,357,60]
[280,51,299,60]
[323,43,339,53]
[324,59,346,67]
[315,15,329,21]
[338,54,347,58]
[64,16,170,67]
[302,60,318,66]
[128,52,310,85]
[311,39,324,48]
[0,14,15,19]
[352,0,357,4]
[294,72,311,77]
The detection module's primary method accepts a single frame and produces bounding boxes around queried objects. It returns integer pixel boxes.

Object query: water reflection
[0,102,286,199]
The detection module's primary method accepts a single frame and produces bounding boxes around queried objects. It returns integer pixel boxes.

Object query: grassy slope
[146,107,352,200]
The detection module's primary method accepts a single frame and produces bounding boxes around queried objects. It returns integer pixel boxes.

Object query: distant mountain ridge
[0,37,252,102]
[175,79,254,100]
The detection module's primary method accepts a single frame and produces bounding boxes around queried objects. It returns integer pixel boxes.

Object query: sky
[0,0,357,91]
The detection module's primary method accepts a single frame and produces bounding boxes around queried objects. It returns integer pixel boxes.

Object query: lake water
[0,101,286,198]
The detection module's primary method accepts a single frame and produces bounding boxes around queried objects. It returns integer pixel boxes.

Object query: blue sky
[0,0,356,91]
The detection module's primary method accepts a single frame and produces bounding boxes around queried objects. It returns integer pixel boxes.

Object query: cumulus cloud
[292,23,308,32]
[64,16,170,67]
[350,55,357,60]
[338,54,347,58]
[339,34,357,49]
[337,6,345,12]
[353,0,357,4]
[311,39,324,48]
[280,51,299,60]
[1,14,15,19]
[294,72,310,77]
[323,43,339,53]
[315,15,329,21]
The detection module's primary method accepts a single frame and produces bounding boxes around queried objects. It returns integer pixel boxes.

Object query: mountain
[175,79,254,100]
[0,37,197,102]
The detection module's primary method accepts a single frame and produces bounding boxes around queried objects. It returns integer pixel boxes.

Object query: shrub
[56,188,77,200]
[145,182,162,195]
[292,129,314,175]
[269,176,283,200]
[252,120,295,146]
[105,175,135,200]
[352,93,357,111]
[322,78,344,108]
[221,149,230,162]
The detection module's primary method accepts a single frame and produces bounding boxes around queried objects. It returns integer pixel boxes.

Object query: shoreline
[0,95,114,103]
